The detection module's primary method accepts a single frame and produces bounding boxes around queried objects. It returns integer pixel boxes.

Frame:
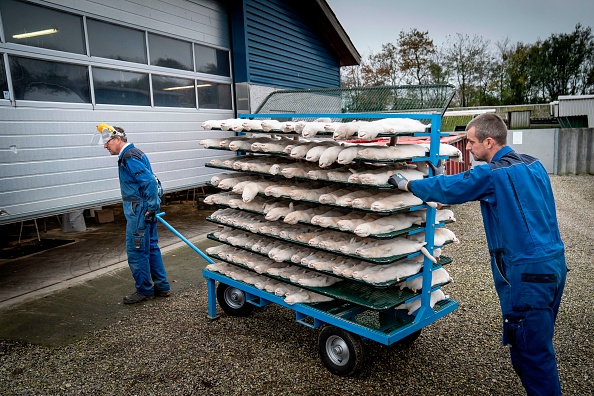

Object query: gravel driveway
[1,175,593,395]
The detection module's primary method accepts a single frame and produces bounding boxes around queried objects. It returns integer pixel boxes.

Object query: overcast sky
[326,0,594,57]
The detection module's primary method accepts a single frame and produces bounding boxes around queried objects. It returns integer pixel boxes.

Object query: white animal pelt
[301,122,328,138]
[261,120,284,132]
[395,289,448,315]
[355,144,428,161]
[360,256,425,284]
[399,268,453,292]
[354,237,426,259]
[241,180,272,202]
[333,121,369,140]
[294,274,341,287]
[284,290,334,305]
[357,118,426,140]
[201,118,237,130]
[407,227,459,246]
[419,143,463,162]
[353,213,423,237]
[370,192,424,212]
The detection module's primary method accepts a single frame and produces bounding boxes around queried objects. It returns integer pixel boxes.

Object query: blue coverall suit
[408,146,566,396]
[118,144,170,297]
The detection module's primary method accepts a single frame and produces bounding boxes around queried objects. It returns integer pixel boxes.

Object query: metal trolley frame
[159,86,461,376]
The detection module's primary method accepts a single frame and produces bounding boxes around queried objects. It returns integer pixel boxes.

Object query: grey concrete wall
[556,128,594,175]
[506,128,556,173]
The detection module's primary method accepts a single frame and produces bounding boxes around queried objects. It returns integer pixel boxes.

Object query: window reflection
[195,44,230,77]
[0,57,9,100]
[148,33,193,71]
[0,0,85,54]
[9,57,90,103]
[197,81,231,109]
[93,68,149,106]
[153,75,196,108]
[87,19,147,64]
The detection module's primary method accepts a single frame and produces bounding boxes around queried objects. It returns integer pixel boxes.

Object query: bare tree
[398,29,435,85]
[360,43,403,86]
[493,38,512,103]
[442,33,491,107]
[341,65,365,89]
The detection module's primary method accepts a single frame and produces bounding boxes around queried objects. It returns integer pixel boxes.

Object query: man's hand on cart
[144,209,156,223]
[388,173,409,191]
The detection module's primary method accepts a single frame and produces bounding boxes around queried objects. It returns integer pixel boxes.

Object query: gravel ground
[1,175,593,396]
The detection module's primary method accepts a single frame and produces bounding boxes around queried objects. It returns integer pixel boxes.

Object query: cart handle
[156,212,215,264]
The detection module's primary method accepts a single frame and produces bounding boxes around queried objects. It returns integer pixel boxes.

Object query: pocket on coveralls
[518,273,557,310]
[502,314,527,349]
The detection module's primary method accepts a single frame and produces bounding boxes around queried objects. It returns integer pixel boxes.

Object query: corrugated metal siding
[558,96,594,128]
[244,0,340,89]
[0,107,236,223]
[509,111,531,129]
[0,0,234,225]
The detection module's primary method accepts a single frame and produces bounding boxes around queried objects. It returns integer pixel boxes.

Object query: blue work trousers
[124,201,170,296]
[491,251,567,396]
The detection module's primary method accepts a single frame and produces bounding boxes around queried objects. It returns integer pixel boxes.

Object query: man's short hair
[113,126,127,142]
[466,113,507,145]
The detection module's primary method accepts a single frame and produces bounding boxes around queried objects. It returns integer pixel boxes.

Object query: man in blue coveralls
[98,124,171,304]
[389,113,567,396]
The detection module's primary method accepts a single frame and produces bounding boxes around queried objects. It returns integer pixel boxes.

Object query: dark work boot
[123,292,154,304]
[155,290,171,298]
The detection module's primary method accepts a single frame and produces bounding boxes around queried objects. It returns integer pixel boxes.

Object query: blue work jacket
[409,146,564,265]
[118,144,160,211]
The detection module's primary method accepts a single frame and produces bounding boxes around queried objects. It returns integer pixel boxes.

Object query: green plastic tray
[209,253,416,310]
[208,243,452,290]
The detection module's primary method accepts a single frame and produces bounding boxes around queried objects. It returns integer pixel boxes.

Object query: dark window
[197,81,231,109]
[93,68,149,106]
[194,44,230,77]
[9,56,90,103]
[0,57,9,99]
[153,75,196,108]
[0,0,85,54]
[148,33,192,71]
[87,19,147,64]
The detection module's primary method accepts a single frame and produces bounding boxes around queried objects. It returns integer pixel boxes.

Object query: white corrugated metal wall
[557,95,594,127]
[0,0,235,225]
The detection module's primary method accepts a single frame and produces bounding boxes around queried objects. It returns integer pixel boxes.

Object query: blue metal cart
[161,85,461,376]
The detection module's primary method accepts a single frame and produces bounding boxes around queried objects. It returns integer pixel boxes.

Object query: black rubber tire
[397,329,422,347]
[216,283,254,317]
[318,325,364,376]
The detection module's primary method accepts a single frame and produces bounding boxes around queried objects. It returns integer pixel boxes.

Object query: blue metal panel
[241,0,340,89]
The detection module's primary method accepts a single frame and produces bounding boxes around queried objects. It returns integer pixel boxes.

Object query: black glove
[388,173,409,191]
[144,209,156,223]
[428,160,445,176]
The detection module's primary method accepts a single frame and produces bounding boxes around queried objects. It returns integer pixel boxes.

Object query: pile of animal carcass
[201,117,462,313]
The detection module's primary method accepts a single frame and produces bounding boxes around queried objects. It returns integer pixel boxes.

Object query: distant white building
[550,95,594,128]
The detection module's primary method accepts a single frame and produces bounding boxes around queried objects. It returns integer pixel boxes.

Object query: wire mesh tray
[206,218,450,265]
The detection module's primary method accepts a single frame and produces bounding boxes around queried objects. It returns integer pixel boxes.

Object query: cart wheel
[216,283,254,317]
[398,329,422,347]
[318,325,364,376]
